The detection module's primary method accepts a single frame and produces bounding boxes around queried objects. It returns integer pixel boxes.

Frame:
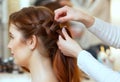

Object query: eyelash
[10,35,14,39]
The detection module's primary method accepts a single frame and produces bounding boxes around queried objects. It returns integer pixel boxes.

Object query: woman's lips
[11,53,14,56]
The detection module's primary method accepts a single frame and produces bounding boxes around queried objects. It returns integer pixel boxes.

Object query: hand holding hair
[57,28,83,58]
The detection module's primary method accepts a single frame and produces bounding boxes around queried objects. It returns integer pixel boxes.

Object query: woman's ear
[26,35,38,50]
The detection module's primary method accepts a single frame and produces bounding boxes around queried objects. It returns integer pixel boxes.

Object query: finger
[58,35,65,43]
[57,35,65,48]
[54,10,63,19]
[62,28,71,39]
[54,7,67,21]
[56,16,69,23]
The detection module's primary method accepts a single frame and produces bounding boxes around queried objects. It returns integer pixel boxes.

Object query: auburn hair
[9,6,82,82]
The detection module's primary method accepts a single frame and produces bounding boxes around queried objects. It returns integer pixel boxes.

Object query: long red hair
[9,6,82,82]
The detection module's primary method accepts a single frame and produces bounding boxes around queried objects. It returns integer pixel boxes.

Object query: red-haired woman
[8,6,83,82]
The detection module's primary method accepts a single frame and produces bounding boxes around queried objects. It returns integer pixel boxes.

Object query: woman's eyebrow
[9,32,13,36]
[9,32,11,35]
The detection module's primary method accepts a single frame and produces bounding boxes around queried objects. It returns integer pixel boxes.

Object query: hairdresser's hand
[54,6,81,22]
[54,6,95,28]
[57,28,83,58]
[59,0,72,7]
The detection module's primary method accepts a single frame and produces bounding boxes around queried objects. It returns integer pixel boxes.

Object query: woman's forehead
[9,24,22,36]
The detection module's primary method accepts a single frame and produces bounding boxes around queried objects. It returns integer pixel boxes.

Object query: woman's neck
[28,51,58,82]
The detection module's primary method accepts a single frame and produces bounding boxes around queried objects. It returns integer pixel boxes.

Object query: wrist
[81,15,95,28]
[74,49,83,58]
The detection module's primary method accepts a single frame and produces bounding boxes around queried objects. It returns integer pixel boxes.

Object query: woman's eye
[10,35,14,39]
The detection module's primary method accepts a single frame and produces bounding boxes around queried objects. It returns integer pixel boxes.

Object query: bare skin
[54,6,95,28]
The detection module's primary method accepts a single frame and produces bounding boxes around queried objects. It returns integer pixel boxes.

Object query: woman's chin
[14,60,24,67]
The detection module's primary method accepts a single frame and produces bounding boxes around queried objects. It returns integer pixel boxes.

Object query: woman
[8,6,82,82]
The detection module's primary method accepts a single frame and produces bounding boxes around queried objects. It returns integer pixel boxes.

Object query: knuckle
[64,6,68,8]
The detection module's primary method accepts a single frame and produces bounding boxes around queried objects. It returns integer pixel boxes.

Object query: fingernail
[59,35,62,39]
[62,27,66,32]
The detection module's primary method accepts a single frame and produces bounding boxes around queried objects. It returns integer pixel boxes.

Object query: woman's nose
[7,41,11,49]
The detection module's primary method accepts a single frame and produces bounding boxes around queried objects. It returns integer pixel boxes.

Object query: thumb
[62,28,71,40]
